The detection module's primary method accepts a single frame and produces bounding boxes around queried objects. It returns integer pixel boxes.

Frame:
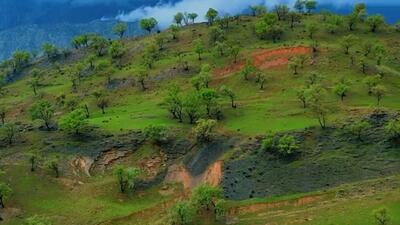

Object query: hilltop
[0,2,400,225]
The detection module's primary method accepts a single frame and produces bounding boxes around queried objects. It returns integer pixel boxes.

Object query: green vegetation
[0,1,400,224]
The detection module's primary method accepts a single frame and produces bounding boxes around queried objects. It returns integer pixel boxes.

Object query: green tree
[72,34,89,49]
[144,125,168,144]
[359,57,368,74]
[363,75,382,95]
[288,57,301,75]
[59,108,88,135]
[30,100,54,130]
[373,43,386,65]
[193,119,217,142]
[250,5,267,17]
[346,119,371,141]
[108,41,125,59]
[191,184,222,211]
[28,77,40,96]
[220,85,236,108]
[305,0,317,14]
[373,207,390,225]
[188,13,198,24]
[140,17,158,33]
[184,92,202,124]
[274,4,289,21]
[113,22,128,39]
[206,8,218,25]
[366,15,385,32]
[371,85,386,106]
[170,25,180,40]
[333,80,350,102]
[168,201,194,225]
[193,39,206,61]
[1,123,17,145]
[209,26,225,44]
[200,88,219,118]
[0,182,12,208]
[309,99,329,129]
[90,35,109,56]
[164,84,184,122]
[174,12,184,26]
[241,58,256,80]
[11,51,30,72]
[289,12,301,29]
[340,35,358,55]
[306,22,319,39]
[135,69,149,91]
[229,44,240,63]
[114,165,140,193]
[42,43,58,59]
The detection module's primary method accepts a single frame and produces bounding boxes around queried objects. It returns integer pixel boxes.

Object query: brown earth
[214,46,312,79]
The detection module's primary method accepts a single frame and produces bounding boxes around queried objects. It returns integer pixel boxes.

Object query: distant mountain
[0,20,143,61]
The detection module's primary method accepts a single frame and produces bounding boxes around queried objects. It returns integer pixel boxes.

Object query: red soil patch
[214,46,312,79]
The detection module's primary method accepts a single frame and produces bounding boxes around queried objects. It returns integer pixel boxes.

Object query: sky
[115,0,400,28]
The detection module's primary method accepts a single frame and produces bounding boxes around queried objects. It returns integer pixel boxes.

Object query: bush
[168,201,194,225]
[191,184,222,211]
[385,119,400,140]
[193,119,217,143]
[261,133,299,156]
[144,125,168,144]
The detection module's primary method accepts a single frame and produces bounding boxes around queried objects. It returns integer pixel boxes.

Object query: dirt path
[214,46,312,79]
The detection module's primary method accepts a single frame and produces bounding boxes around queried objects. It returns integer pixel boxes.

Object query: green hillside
[0,2,400,225]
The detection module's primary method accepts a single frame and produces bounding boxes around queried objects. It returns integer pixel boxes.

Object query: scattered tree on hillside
[262,133,299,156]
[188,13,198,23]
[305,0,317,14]
[184,92,202,124]
[306,22,319,39]
[193,119,217,142]
[373,207,390,225]
[333,79,350,102]
[288,12,301,29]
[169,25,180,40]
[206,8,219,25]
[168,201,195,225]
[373,43,386,65]
[363,75,382,95]
[0,182,12,208]
[135,69,149,91]
[59,108,88,135]
[359,57,368,74]
[191,65,212,90]
[72,34,89,49]
[340,35,358,55]
[113,22,128,39]
[30,100,54,130]
[257,72,266,89]
[362,41,373,57]
[191,184,222,211]
[288,57,301,75]
[93,92,110,114]
[220,85,236,108]
[165,84,184,122]
[229,44,240,63]
[346,119,371,141]
[11,51,30,73]
[140,17,158,33]
[200,88,220,118]
[241,58,256,80]
[114,165,140,193]
[143,41,158,69]
[193,39,206,60]
[42,43,58,60]
[174,12,184,26]
[1,123,17,145]
[155,34,167,51]
[108,41,126,59]
[366,15,385,32]
[90,35,109,56]
[28,77,40,96]
[209,26,225,44]
[371,85,386,106]
[86,54,96,69]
